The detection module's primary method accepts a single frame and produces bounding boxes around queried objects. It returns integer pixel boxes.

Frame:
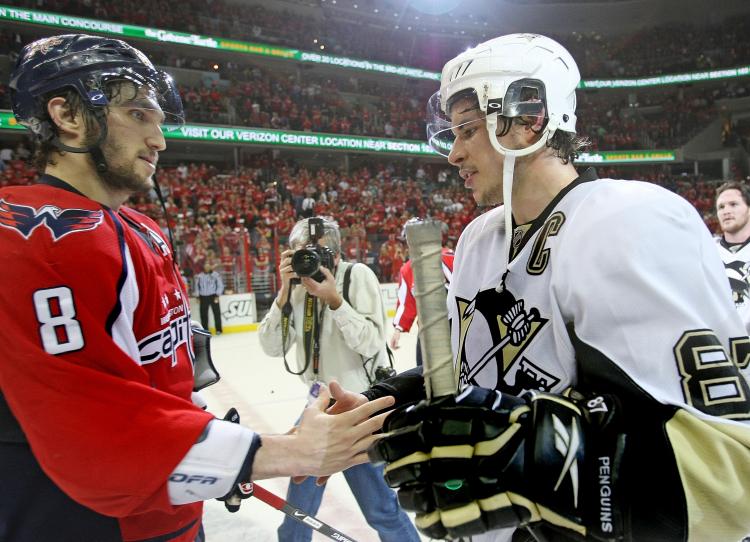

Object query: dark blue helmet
[9,34,183,141]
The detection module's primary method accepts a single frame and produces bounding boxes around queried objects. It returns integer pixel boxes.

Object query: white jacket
[258,261,388,392]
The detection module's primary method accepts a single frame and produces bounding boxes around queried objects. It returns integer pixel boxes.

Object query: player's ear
[47,96,86,142]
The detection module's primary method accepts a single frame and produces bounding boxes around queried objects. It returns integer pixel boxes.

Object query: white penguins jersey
[715,236,750,335]
[448,169,750,542]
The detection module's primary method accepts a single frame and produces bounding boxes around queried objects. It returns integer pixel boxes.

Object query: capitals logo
[455,287,560,394]
[26,36,64,58]
[0,199,103,241]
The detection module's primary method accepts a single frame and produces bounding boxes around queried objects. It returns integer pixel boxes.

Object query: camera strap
[281,294,309,376]
[302,293,324,377]
[280,289,326,378]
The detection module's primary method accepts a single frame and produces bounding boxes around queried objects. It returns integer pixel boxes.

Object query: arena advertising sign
[188,293,257,332]
[0,5,440,81]
[581,67,750,89]
[0,111,675,162]
[169,124,438,156]
[575,150,676,164]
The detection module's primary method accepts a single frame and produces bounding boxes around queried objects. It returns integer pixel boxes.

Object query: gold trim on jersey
[666,409,750,541]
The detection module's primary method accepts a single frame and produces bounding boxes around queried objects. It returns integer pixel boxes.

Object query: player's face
[446,97,505,206]
[717,189,750,235]
[97,83,167,194]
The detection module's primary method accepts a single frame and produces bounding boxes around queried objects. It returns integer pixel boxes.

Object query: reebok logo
[552,413,580,507]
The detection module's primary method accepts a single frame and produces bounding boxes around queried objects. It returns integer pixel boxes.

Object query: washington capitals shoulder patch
[0,199,104,240]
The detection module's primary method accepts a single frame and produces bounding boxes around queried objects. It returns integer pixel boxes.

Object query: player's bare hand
[295,385,394,476]
[326,380,368,415]
[389,329,401,350]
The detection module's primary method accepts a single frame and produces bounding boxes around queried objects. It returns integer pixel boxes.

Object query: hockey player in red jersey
[0,34,393,542]
[352,34,750,541]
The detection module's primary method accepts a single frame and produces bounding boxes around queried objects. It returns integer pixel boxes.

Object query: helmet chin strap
[485,113,555,291]
[50,111,109,173]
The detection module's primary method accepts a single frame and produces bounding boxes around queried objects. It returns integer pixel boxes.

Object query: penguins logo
[455,287,558,393]
[725,260,750,305]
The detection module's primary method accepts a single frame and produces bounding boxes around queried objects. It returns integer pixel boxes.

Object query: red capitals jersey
[0,176,213,541]
[393,247,454,332]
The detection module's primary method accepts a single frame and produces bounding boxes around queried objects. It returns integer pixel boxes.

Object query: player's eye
[130,109,146,121]
[456,124,477,140]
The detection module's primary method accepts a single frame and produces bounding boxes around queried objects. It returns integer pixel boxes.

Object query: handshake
[368,386,626,541]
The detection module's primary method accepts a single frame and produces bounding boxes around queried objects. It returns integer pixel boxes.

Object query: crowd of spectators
[0,71,742,151]
[0,24,747,150]
[5,0,749,77]
[2,152,744,292]
[1,6,749,289]
[174,64,425,140]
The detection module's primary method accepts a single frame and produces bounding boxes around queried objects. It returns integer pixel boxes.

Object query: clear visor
[425,79,547,157]
[95,66,184,131]
[426,90,486,157]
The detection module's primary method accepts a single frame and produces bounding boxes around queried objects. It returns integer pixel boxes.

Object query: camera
[374,366,397,382]
[291,217,335,282]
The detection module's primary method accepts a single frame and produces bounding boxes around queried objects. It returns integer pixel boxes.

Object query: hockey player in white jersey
[360,33,750,542]
[715,180,750,334]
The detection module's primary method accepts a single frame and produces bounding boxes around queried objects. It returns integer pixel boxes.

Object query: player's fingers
[328,379,345,400]
[310,385,331,412]
[351,409,394,442]
[344,395,394,425]
[292,475,308,484]
[348,450,372,467]
[315,475,330,486]
[327,380,367,414]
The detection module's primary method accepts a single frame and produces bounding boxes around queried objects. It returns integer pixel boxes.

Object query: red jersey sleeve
[393,260,417,332]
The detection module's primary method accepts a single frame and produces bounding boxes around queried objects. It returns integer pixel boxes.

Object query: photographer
[258,216,418,542]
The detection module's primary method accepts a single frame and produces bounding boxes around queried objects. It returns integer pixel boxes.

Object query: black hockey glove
[368,386,625,541]
[191,321,221,391]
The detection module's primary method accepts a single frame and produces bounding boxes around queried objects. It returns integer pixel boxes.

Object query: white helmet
[426,34,580,286]
[427,33,580,158]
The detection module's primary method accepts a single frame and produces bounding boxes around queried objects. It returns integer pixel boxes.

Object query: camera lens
[291,248,321,277]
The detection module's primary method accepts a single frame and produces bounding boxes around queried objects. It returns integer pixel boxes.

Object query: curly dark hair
[30,81,136,170]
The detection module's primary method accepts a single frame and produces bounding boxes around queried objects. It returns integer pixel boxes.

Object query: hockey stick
[228,482,360,542]
[405,220,455,398]
[406,221,547,542]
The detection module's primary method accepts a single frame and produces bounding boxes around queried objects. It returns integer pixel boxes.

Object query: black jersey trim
[37,174,96,200]
[512,167,598,255]
[104,209,129,337]
[567,324,688,541]
[131,519,199,542]
[719,235,750,252]
[0,392,27,443]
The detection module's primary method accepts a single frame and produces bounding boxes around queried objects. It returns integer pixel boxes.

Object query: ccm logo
[238,482,254,495]
[169,473,218,484]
